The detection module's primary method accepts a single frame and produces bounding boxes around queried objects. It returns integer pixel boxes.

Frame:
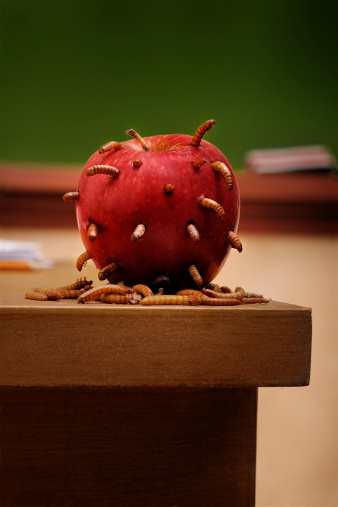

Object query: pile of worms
[25,278,270,306]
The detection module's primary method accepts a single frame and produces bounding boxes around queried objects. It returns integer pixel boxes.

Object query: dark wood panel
[1,386,257,507]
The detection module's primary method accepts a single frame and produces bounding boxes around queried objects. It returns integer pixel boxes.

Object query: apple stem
[131,224,146,242]
[87,222,99,242]
[191,120,216,148]
[99,141,122,154]
[227,231,243,252]
[125,129,151,152]
[98,262,119,281]
[201,197,226,221]
[188,264,204,287]
[210,161,233,190]
[86,165,120,178]
[63,191,79,201]
[187,223,200,242]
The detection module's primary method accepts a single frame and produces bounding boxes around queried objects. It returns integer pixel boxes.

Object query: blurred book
[245,145,337,174]
[0,239,54,270]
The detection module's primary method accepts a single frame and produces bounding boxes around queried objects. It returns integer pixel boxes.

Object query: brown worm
[98,262,118,281]
[87,222,99,242]
[76,251,91,271]
[133,160,143,168]
[241,298,270,304]
[176,289,205,296]
[34,288,63,301]
[227,231,243,252]
[63,191,79,201]
[139,295,202,306]
[25,290,48,301]
[131,224,146,242]
[164,183,175,194]
[187,223,200,242]
[188,264,203,287]
[202,287,245,300]
[191,120,216,148]
[243,292,264,299]
[56,278,93,290]
[132,284,154,298]
[125,129,150,152]
[204,283,222,293]
[210,161,233,190]
[201,198,226,220]
[86,165,120,178]
[100,294,141,304]
[191,159,206,169]
[57,288,88,299]
[78,284,130,304]
[201,298,242,306]
[98,141,122,154]
[221,286,232,293]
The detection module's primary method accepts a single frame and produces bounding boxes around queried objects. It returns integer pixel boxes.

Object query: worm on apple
[63,191,79,201]
[227,231,243,252]
[210,161,234,190]
[191,119,216,148]
[86,165,120,178]
[191,159,206,169]
[87,222,99,242]
[186,223,200,242]
[188,264,203,287]
[98,262,119,281]
[201,197,226,221]
[98,141,122,154]
[131,224,146,242]
[76,250,91,271]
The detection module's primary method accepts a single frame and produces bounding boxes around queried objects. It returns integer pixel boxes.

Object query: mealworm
[133,284,154,298]
[152,275,170,287]
[57,288,87,299]
[201,298,242,306]
[98,262,119,281]
[139,295,202,306]
[101,294,141,304]
[164,183,175,194]
[78,284,130,304]
[201,198,226,220]
[125,129,150,152]
[86,165,120,178]
[176,289,205,296]
[25,290,48,301]
[241,298,270,304]
[131,224,146,242]
[191,119,216,148]
[63,191,79,201]
[98,141,122,155]
[210,161,233,190]
[187,223,200,242]
[227,231,243,252]
[133,159,143,168]
[56,278,93,290]
[87,222,99,242]
[188,264,203,287]
[221,286,232,293]
[204,283,222,292]
[243,292,264,299]
[202,287,245,300]
[191,159,206,169]
[76,251,91,271]
[34,288,63,301]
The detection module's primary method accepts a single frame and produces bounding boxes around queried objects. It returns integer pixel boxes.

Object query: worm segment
[187,223,200,242]
[139,295,202,306]
[133,284,154,298]
[133,160,143,168]
[101,294,141,304]
[98,141,122,154]
[164,183,175,194]
[63,192,79,201]
[211,161,233,190]
[191,120,215,148]
[98,262,118,281]
[201,298,241,306]
[188,264,203,287]
[227,231,243,252]
[87,222,99,242]
[76,251,91,271]
[25,290,48,301]
[131,224,146,242]
[55,278,92,290]
[34,288,63,301]
[86,165,120,178]
[78,284,129,303]
[125,129,150,152]
[201,198,226,220]
[192,159,206,169]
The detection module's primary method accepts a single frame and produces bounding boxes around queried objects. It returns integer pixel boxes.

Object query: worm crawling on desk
[34,288,63,301]
[101,294,142,304]
[78,284,133,304]
[25,290,48,301]
[139,295,202,306]
[133,284,154,298]
[55,278,93,290]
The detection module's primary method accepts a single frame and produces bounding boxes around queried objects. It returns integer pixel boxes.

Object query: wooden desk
[0,266,312,506]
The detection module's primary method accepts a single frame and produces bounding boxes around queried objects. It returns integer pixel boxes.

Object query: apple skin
[76,133,240,292]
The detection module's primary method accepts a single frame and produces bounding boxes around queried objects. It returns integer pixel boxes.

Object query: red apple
[70,120,242,292]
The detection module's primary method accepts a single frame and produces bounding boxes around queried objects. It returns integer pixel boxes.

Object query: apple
[67,120,242,292]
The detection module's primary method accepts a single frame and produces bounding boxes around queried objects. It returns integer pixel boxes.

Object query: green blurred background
[1,0,337,169]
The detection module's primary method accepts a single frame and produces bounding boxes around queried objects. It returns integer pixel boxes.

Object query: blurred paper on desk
[0,239,54,270]
[245,145,337,174]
